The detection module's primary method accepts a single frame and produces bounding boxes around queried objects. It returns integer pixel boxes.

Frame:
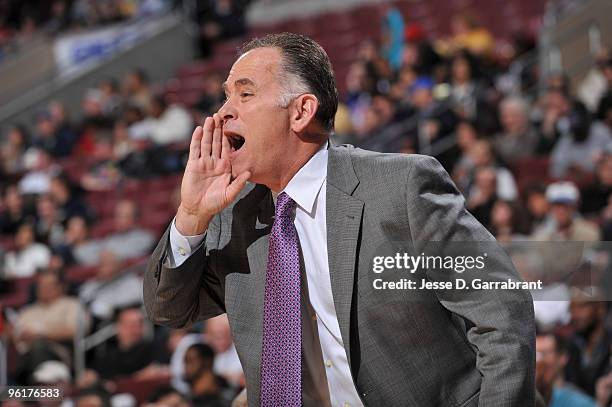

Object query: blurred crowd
[0,0,174,63]
[1,2,612,406]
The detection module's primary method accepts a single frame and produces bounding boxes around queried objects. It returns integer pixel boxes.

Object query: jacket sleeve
[405,155,536,407]
[143,215,226,328]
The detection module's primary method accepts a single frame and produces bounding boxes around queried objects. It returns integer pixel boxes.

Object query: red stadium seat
[65,263,99,283]
[0,277,33,309]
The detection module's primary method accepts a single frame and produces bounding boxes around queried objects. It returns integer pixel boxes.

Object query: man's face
[598,155,612,186]
[411,88,432,110]
[116,309,144,348]
[551,203,574,229]
[183,348,205,384]
[15,224,34,249]
[37,273,63,304]
[114,201,136,232]
[570,300,601,334]
[218,47,292,185]
[500,104,527,134]
[97,251,119,281]
[535,335,565,384]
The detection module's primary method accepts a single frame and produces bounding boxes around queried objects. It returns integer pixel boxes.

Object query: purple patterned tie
[260,192,301,407]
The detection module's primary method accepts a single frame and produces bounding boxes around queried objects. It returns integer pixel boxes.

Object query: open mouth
[226,133,245,151]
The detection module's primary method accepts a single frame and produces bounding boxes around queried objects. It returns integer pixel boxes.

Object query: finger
[202,117,213,157]
[221,126,230,160]
[189,126,203,160]
[225,171,251,202]
[212,113,222,158]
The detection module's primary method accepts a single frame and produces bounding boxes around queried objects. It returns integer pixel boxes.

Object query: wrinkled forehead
[224,47,283,90]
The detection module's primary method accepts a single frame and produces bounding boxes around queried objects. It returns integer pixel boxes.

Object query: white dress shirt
[168,143,364,407]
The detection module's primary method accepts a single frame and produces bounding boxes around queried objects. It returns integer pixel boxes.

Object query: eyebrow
[222,78,257,94]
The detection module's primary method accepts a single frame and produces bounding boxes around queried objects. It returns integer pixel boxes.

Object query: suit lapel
[326,145,364,366]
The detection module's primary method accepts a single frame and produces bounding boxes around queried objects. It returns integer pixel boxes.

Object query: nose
[218,98,237,122]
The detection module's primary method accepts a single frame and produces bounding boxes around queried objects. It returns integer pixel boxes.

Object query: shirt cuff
[167,217,206,267]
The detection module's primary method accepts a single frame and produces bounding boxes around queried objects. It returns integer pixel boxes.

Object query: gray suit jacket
[144,144,535,407]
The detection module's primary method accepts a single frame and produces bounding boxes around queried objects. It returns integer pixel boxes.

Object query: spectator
[381,6,404,71]
[141,95,194,145]
[147,385,190,407]
[599,91,612,134]
[48,175,92,223]
[493,96,539,164]
[0,185,29,235]
[13,268,88,383]
[123,69,153,112]
[581,151,612,216]
[79,250,143,321]
[0,124,30,175]
[98,199,155,262]
[97,78,123,118]
[79,137,123,192]
[524,183,551,234]
[32,110,76,158]
[171,315,243,393]
[74,386,112,407]
[183,343,236,406]
[90,306,163,380]
[447,51,491,126]
[596,58,612,125]
[3,222,51,279]
[205,314,243,387]
[450,119,480,182]
[596,371,612,407]
[195,0,249,58]
[490,200,529,241]
[48,100,77,148]
[566,291,611,397]
[83,88,113,128]
[407,76,458,153]
[436,14,494,57]
[58,216,102,266]
[402,23,442,76]
[466,166,498,229]
[550,102,611,179]
[34,194,65,247]
[536,332,597,407]
[18,149,60,195]
[111,120,137,160]
[465,139,518,201]
[195,73,226,117]
[532,182,600,242]
[533,83,573,155]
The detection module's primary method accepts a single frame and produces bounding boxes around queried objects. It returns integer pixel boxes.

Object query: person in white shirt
[4,222,51,279]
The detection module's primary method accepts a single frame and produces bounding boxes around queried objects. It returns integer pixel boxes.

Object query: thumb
[226,171,251,202]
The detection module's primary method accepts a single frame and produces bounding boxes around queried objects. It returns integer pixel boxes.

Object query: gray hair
[240,32,338,132]
[500,96,529,116]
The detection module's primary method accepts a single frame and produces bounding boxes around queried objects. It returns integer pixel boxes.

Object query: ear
[290,94,319,133]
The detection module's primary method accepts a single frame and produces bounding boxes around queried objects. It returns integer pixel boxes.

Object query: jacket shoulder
[336,144,444,178]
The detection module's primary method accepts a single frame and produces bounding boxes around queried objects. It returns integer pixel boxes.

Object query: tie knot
[275,192,296,218]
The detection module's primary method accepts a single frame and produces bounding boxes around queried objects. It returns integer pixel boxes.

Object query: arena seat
[0,277,33,309]
[511,157,552,194]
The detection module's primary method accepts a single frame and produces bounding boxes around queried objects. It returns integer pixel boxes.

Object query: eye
[240,92,253,98]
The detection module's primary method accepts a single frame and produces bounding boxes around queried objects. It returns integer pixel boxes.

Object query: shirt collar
[273,141,328,216]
